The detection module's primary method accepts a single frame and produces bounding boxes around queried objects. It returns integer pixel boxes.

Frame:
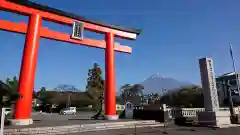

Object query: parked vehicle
[4,108,11,116]
[60,107,76,115]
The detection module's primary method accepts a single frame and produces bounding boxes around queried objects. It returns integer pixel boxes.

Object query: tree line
[2,63,240,110]
[0,63,122,110]
[120,84,240,108]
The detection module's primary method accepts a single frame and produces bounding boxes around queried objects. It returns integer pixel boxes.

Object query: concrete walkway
[4,120,163,135]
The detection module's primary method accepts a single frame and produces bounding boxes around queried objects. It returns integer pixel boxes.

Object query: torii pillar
[105,33,117,120]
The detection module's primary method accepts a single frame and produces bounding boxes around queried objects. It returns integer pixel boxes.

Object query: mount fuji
[140,73,192,95]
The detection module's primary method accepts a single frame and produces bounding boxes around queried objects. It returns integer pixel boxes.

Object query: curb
[4,120,164,135]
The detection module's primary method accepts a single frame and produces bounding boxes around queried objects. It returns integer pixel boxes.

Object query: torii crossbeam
[0,0,141,125]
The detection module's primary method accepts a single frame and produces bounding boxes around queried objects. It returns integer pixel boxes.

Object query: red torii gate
[0,0,141,125]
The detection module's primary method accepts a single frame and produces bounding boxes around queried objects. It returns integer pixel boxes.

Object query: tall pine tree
[86,63,104,105]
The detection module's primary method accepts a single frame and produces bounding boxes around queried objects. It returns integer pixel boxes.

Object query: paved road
[9,112,240,135]
[66,126,240,135]
[31,111,95,121]
[6,111,97,129]
[5,111,134,129]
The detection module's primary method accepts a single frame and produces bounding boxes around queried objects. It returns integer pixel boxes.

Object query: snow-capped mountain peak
[144,72,163,81]
[140,73,192,95]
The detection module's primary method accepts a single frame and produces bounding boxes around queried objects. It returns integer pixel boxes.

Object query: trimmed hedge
[133,109,169,122]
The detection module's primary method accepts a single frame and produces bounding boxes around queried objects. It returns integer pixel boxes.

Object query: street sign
[71,21,84,40]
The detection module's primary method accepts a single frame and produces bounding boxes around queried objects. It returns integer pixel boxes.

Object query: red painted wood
[105,32,117,116]
[0,0,137,40]
[0,20,132,53]
[15,14,42,119]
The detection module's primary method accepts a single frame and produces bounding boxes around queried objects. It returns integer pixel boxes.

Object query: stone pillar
[161,104,169,122]
[197,57,230,126]
[199,57,219,111]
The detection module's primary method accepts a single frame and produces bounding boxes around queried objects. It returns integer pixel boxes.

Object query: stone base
[105,115,119,120]
[125,111,133,119]
[10,119,33,126]
[156,111,169,122]
[197,111,231,126]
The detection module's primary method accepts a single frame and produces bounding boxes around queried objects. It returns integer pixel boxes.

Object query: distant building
[141,94,161,105]
[141,95,150,105]
[216,72,240,105]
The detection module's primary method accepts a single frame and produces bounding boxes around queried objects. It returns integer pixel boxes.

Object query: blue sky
[1,0,240,91]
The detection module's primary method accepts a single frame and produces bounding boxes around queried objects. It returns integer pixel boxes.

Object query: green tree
[160,85,204,108]
[86,63,104,102]
[0,77,21,120]
[54,84,80,108]
[5,76,18,92]
[147,93,161,104]
[37,87,48,104]
[120,84,144,105]
[86,63,105,119]
[32,91,36,99]
[3,76,21,106]
[116,96,123,104]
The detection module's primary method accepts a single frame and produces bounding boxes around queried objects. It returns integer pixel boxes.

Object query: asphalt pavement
[31,111,95,121]
[5,111,135,129]
[66,126,240,135]
[7,111,240,135]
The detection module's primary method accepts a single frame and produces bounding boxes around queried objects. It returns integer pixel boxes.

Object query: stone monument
[197,57,231,126]
[125,102,133,119]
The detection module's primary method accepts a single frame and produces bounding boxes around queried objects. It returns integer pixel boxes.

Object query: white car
[4,108,11,116]
[60,107,76,115]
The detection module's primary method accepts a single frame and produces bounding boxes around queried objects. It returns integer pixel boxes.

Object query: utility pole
[226,80,235,116]
[67,93,71,108]
[229,41,240,96]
